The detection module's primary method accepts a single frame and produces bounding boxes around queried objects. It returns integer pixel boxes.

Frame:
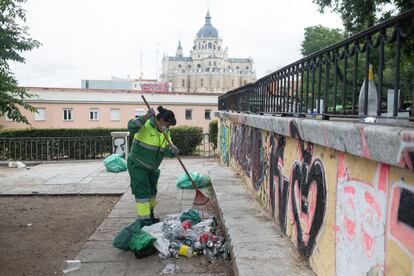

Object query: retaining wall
[216,111,414,276]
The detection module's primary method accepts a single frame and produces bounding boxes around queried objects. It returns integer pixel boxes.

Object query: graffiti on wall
[336,152,389,276]
[269,134,289,232]
[230,124,252,177]
[397,132,414,171]
[388,180,414,274]
[251,128,265,190]
[220,119,230,165]
[289,121,327,257]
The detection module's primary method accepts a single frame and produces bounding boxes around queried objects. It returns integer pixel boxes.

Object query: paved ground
[0,157,314,276]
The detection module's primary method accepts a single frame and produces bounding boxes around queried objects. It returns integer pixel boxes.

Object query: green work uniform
[127,115,175,220]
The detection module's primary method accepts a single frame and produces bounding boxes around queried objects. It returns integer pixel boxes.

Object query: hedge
[0,125,204,160]
[170,126,203,155]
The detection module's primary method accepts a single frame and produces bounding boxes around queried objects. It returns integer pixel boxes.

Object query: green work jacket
[128,116,175,171]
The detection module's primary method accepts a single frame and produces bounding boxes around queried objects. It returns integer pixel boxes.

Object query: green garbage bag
[176,172,211,189]
[112,219,145,250]
[104,153,127,173]
[128,230,156,251]
[180,208,201,224]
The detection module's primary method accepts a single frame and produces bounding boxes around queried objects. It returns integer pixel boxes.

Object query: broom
[141,95,214,216]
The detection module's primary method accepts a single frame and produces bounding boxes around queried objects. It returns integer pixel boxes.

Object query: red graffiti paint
[362,209,375,257]
[389,184,414,256]
[344,198,356,241]
[344,186,356,194]
[359,128,372,159]
[365,191,382,218]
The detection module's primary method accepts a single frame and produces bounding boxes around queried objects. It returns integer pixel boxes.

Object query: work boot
[150,211,160,223]
[134,246,157,259]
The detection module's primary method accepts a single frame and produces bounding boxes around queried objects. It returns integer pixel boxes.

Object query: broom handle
[141,95,199,191]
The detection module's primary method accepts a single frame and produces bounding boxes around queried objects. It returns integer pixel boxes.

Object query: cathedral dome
[196,10,218,38]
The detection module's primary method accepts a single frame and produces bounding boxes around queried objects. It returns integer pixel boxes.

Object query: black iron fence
[0,134,217,161]
[219,9,414,123]
[0,136,113,161]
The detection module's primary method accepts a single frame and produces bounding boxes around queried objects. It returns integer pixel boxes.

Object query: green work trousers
[127,158,160,220]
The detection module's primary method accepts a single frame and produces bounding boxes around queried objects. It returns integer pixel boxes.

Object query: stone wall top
[216,111,414,172]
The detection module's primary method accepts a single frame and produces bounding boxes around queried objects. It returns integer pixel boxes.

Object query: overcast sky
[10,0,343,88]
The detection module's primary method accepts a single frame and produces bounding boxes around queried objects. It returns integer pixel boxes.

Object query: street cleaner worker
[127,105,179,225]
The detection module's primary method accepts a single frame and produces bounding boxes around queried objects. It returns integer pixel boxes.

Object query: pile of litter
[113,208,230,262]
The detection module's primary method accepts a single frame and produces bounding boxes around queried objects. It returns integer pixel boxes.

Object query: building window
[110,108,120,121]
[197,64,201,68]
[63,108,73,121]
[35,108,46,121]
[205,109,211,120]
[214,61,216,66]
[200,78,204,87]
[182,79,185,87]
[244,80,247,85]
[246,66,249,70]
[185,109,192,120]
[178,64,182,68]
[5,113,12,121]
[236,66,240,70]
[134,108,145,118]
[89,108,99,121]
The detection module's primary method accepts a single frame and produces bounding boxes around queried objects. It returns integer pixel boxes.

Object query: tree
[313,0,414,34]
[301,25,344,57]
[0,0,40,124]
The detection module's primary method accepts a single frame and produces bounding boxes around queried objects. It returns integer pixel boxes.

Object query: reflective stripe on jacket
[128,116,174,171]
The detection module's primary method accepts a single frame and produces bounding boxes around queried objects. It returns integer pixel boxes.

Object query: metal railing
[0,134,217,161]
[0,136,113,161]
[219,9,414,123]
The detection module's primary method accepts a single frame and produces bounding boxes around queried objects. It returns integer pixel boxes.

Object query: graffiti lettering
[269,135,289,232]
[289,121,327,257]
[336,152,388,276]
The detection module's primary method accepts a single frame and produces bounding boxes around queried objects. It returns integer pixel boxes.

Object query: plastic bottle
[178,244,194,257]
[358,64,378,117]
[170,241,194,257]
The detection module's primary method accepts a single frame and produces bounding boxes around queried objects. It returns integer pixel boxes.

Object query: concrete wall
[217,111,414,276]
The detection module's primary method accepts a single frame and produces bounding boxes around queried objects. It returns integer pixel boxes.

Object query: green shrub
[209,120,218,150]
[170,126,203,155]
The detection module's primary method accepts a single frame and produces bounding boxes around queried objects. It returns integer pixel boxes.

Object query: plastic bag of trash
[179,209,201,225]
[142,222,171,257]
[128,230,156,251]
[103,153,127,173]
[8,161,26,168]
[176,172,211,189]
[113,219,145,250]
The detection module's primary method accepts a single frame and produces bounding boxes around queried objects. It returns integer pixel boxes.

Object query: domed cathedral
[160,10,256,93]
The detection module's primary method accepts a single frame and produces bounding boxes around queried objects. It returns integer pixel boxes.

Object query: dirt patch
[0,195,119,275]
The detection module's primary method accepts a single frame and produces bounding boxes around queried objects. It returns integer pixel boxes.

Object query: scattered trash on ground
[8,161,26,168]
[176,171,211,189]
[62,260,81,274]
[161,263,179,274]
[103,153,127,172]
[113,208,230,263]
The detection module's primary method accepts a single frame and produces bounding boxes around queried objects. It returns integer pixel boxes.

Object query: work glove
[146,108,155,118]
[169,144,179,155]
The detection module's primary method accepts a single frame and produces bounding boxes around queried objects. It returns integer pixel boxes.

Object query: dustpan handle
[141,95,199,191]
